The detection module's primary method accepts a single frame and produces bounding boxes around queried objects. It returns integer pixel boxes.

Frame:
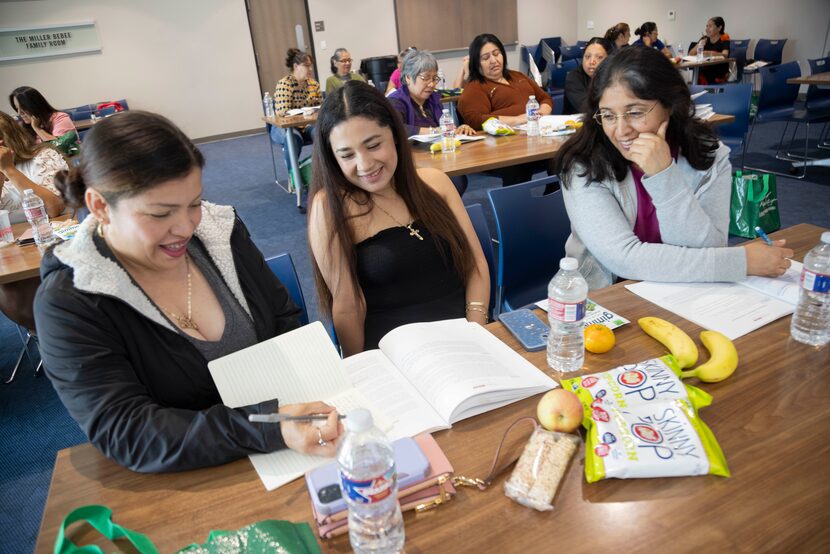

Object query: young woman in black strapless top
[308,81,490,355]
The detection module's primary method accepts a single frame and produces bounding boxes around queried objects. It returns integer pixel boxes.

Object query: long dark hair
[604,23,630,43]
[709,17,726,34]
[552,46,718,187]
[468,33,510,83]
[308,81,475,317]
[54,111,204,210]
[9,86,58,135]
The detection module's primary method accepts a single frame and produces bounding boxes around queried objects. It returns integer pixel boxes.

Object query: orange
[584,324,615,354]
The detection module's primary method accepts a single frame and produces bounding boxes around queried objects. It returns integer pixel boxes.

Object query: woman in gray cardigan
[552,47,791,290]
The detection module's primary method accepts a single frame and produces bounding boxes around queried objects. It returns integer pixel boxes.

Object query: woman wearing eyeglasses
[552,47,791,290]
[325,48,366,94]
[387,50,475,194]
[271,48,322,172]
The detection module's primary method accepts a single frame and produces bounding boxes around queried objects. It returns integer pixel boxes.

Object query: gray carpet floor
[1,120,828,553]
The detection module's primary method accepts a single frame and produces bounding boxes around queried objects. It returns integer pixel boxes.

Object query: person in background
[308,82,489,355]
[272,48,322,171]
[564,37,613,114]
[460,33,553,129]
[35,111,343,473]
[604,23,631,50]
[385,47,417,95]
[325,48,366,94]
[459,33,554,185]
[551,47,791,290]
[0,111,65,218]
[632,22,672,58]
[9,86,78,156]
[693,17,730,84]
[387,50,475,194]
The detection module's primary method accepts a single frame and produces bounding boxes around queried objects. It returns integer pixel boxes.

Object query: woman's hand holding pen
[277,401,344,456]
[745,239,793,277]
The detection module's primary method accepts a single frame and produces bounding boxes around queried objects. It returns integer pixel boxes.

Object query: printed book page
[378,319,556,423]
[739,261,802,305]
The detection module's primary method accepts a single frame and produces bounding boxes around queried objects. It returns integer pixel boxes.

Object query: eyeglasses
[417,74,441,84]
[337,58,353,63]
[593,102,658,125]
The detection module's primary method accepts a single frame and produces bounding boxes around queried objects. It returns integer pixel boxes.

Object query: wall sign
[0,21,101,62]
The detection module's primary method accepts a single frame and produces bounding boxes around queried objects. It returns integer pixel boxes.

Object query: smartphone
[305,436,430,516]
[498,308,550,351]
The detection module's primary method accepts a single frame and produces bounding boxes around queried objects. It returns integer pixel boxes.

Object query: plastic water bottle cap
[345,408,373,432]
[821,232,830,244]
[529,95,536,100]
[560,257,578,271]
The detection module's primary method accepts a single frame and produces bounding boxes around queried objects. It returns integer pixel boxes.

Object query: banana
[681,330,738,383]
[638,317,699,368]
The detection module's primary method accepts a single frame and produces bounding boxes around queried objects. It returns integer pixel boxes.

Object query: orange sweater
[459,70,554,129]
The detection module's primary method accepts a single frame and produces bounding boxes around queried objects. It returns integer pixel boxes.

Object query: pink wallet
[308,433,456,539]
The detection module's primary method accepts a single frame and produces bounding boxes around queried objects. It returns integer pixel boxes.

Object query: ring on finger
[317,427,327,447]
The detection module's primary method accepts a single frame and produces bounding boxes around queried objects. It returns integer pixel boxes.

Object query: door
[246,0,314,95]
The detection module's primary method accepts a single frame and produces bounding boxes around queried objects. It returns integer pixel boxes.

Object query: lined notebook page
[209,322,348,406]
[209,322,365,490]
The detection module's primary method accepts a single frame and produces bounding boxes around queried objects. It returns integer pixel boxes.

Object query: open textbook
[208,319,556,490]
[625,261,802,340]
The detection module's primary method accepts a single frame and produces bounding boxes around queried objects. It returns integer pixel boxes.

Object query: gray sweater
[561,142,746,290]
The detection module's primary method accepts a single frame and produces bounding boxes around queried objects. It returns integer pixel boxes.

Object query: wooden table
[677,57,735,85]
[0,220,49,285]
[412,114,734,177]
[35,223,830,553]
[787,71,830,86]
[263,113,318,213]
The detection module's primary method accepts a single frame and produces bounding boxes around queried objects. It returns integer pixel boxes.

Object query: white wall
[0,0,264,139]
[576,0,830,69]
[307,0,578,89]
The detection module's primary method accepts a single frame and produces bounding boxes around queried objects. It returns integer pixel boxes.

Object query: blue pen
[754,226,774,246]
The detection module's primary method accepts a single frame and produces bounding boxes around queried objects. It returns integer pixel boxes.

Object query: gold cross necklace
[167,254,199,331]
[373,202,424,240]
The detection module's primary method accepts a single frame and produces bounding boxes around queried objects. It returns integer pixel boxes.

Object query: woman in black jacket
[563,37,613,115]
[34,111,343,472]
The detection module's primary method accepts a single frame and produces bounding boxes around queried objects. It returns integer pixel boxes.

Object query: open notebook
[208,319,555,490]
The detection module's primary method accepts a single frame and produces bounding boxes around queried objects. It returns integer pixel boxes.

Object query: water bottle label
[549,299,586,322]
[800,269,830,293]
[339,465,396,504]
[24,206,46,220]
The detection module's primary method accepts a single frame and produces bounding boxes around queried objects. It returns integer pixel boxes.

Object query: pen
[754,226,774,246]
[248,413,347,423]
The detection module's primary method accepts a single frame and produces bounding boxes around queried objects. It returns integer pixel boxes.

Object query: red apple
[536,389,583,433]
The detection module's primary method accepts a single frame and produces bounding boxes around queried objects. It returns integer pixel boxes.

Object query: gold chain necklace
[373,202,424,240]
[167,254,199,331]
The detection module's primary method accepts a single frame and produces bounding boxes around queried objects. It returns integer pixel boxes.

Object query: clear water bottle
[547,257,588,373]
[263,91,274,117]
[437,69,446,90]
[526,95,540,137]
[790,232,830,346]
[439,108,456,154]
[677,43,686,58]
[696,40,704,61]
[21,189,55,247]
[337,409,405,554]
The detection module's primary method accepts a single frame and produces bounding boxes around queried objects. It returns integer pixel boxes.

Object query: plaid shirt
[274,74,322,116]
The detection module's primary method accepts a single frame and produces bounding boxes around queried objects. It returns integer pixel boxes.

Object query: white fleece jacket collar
[53,201,251,331]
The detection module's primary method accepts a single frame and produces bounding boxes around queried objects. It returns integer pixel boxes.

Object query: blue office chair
[743,61,830,178]
[487,176,570,316]
[548,59,578,93]
[728,39,750,81]
[464,203,497,318]
[806,57,830,149]
[560,45,584,62]
[690,83,752,158]
[751,39,787,66]
[576,40,589,49]
[265,253,340,349]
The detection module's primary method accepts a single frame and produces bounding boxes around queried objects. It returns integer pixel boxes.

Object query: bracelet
[466,301,486,309]
[465,305,488,323]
